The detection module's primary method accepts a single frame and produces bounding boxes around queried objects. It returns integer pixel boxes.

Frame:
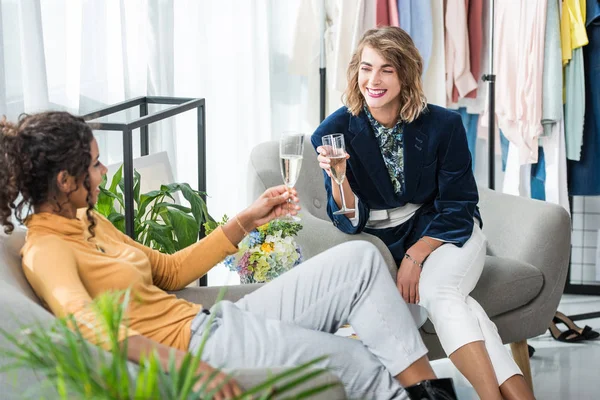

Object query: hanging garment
[493,0,547,165]
[289,0,376,128]
[448,0,490,114]
[397,0,434,76]
[502,141,532,198]
[563,0,589,161]
[458,107,479,172]
[388,0,399,26]
[568,5,600,195]
[542,0,563,137]
[500,130,510,172]
[542,116,571,213]
[452,0,483,102]
[377,0,391,26]
[445,0,478,104]
[565,49,587,160]
[423,0,446,106]
[530,147,546,201]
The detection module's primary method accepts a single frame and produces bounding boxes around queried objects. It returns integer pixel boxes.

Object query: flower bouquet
[206,217,303,284]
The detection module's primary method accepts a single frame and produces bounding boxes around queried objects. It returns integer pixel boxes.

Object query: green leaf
[165,208,198,249]
[133,169,141,207]
[108,212,126,234]
[240,356,330,397]
[153,202,192,214]
[138,191,163,219]
[96,188,116,217]
[203,220,218,236]
[99,186,124,210]
[109,165,122,194]
[144,221,176,254]
[280,382,341,400]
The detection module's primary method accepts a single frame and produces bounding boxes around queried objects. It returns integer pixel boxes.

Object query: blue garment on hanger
[500,130,510,172]
[500,131,546,200]
[568,10,600,195]
[457,107,479,171]
[397,0,433,76]
[531,147,546,201]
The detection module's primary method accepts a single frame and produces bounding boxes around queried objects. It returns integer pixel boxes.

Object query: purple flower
[239,252,251,269]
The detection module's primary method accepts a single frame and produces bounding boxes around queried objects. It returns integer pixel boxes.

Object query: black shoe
[405,378,458,400]
[528,344,535,358]
[554,311,600,340]
[548,320,586,343]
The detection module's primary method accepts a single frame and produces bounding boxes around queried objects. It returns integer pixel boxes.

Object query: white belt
[365,203,423,230]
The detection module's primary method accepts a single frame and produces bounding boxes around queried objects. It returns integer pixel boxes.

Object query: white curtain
[1,0,313,285]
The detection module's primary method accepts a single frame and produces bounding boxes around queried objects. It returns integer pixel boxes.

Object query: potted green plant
[0,289,338,399]
[95,166,215,253]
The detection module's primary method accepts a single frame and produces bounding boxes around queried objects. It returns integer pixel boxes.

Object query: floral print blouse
[364,106,405,195]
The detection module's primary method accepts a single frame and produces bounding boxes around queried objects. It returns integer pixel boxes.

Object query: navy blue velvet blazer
[311,105,482,250]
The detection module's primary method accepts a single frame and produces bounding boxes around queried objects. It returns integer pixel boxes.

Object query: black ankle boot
[405,378,458,400]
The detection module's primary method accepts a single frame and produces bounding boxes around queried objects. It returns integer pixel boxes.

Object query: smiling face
[64,138,107,208]
[344,27,426,123]
[358,45,402,119]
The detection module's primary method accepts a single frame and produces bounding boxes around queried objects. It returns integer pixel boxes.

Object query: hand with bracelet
[221,185,300,247]
[396,237,442,304]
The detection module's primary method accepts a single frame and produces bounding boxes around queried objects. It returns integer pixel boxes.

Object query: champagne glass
[322,134,355,215]
[279,131,304,221]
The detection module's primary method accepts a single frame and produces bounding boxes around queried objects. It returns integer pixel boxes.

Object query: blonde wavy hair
[345,26,427,123]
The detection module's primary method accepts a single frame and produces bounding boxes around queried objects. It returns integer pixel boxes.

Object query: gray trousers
[188,242,428,400]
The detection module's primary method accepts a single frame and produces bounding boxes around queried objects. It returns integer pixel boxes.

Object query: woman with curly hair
[312,26,535,400]
[0,111,459,399]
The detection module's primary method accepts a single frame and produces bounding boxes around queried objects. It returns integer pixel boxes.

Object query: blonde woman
[313,27,535,400]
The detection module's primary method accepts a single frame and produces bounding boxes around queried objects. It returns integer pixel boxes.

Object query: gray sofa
[0,228,345,399]
[248,137,572,390]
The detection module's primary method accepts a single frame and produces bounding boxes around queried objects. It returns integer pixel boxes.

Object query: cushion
[421,255,543,333]
[0,226,43,306]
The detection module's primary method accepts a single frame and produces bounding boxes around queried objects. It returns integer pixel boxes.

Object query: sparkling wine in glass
[279,132,304,221]
[322,134,355,215]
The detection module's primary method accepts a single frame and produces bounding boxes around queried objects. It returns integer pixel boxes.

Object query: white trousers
[419,224,522,385]
[188,241,429,400]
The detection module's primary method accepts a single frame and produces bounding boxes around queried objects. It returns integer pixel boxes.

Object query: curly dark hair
[0,111,97,237]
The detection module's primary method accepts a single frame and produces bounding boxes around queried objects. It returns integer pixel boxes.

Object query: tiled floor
[431,295,600,399]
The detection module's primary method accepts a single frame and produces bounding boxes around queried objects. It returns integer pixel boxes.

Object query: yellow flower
[257,223,269,233]
[261,242,274,253]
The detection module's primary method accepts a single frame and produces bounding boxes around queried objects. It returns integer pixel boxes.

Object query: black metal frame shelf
[81,96,207,286]
[563,195,600,320]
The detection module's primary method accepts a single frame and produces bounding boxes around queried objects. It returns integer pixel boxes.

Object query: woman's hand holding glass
[279,132,304,221]
[243,185,300,228]
[222,186,300,247]
[317,134,355,215]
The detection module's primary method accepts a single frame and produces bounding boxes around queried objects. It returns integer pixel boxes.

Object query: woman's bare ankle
[395,355,437,387]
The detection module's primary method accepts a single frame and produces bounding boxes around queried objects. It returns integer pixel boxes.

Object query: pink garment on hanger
[493,0,547,165]
[452,0,483,102]
[388,0,399,26]
[445,0,478,104]
[377,0,390,26]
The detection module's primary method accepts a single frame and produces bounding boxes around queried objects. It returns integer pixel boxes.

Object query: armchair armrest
[171,284,263,308]
[478,188,571,337]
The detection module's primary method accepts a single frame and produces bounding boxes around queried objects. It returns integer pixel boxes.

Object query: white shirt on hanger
[289,0,375,127]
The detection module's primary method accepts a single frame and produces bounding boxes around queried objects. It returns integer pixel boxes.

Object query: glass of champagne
[279,131,304,221]
[322,134,355,215]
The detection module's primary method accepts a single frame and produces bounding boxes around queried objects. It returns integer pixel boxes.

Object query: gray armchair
[248,137,571,390]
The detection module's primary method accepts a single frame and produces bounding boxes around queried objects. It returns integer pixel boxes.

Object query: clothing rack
[317,0,497,190]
